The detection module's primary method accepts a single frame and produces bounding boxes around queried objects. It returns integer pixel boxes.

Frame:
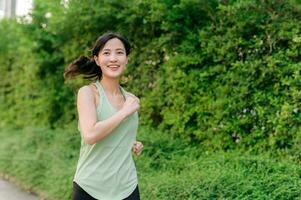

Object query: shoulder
[121,87,135,97]
[126,91,135,96]
[77,84,99,100]
[124,91,137,98]
[77,83,100,107]
[124,90,140,103]
[78,82,98,94]
[77,85,93,97]
[76,86,94,108]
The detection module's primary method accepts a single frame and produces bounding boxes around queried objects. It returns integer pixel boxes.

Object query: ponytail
[64,55,101,80]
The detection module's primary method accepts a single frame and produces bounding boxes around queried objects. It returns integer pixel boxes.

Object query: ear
[94,55,99,66]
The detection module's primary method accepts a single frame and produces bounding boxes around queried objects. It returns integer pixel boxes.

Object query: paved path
[0,178,38,200]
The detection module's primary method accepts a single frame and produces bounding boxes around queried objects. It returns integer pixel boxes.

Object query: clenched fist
[132,141,143,156]
[121,94,140,117]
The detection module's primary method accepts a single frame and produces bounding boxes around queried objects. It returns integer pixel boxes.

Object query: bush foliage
[0,0,301,152]
[1,126,301,200]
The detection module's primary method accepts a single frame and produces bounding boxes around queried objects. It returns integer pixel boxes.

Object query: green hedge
[1,126,301,200]
[0,0,300,151]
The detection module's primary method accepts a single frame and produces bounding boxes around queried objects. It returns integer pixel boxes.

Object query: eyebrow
[102,48,125,51]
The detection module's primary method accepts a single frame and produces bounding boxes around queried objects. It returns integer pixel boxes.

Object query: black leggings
[72,181,140,200]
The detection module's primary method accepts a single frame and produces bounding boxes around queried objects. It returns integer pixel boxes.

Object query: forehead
[102,38,125,51]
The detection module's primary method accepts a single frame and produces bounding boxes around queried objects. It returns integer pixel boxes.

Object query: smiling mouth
[107,65,120,68]
[107,65,120,71]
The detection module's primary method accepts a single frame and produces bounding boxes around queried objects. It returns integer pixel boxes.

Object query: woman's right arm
[77,86,139,145]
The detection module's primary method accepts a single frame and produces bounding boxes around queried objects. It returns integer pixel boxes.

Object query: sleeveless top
[73,80,139,200]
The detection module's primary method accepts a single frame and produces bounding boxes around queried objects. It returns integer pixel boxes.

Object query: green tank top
[73,80,139,200]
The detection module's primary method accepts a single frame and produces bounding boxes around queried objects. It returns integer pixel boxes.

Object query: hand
[121,95,140,117]
[132,141,144,156]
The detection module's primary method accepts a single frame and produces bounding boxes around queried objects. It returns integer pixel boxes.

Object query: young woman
[64,32,144,200]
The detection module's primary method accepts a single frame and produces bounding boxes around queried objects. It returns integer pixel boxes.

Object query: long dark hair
[64,32,131,80]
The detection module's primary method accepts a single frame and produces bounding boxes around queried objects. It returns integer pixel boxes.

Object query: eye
[117,51,124,55]
[103,51,110,55]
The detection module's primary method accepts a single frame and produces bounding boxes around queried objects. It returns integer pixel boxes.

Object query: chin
[104,72,124,79]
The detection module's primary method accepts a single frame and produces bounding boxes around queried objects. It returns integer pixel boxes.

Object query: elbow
[84,137,96,145]
[84,138,96,145]
[83,133,97,145]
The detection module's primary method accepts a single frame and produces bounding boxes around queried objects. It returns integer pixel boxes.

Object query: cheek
[123,57,128,65]
[99,57,108,64]
[95,58,101,66]
[97,59,110,68]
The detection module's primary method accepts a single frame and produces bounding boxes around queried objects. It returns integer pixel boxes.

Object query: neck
[99,76,120,95]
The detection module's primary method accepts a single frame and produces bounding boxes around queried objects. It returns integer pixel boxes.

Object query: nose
[109,53,118,62]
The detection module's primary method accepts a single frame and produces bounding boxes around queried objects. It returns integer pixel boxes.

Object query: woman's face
[94,38,128,79]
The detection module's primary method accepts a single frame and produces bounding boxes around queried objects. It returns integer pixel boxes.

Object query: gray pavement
[0,178,38,200]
